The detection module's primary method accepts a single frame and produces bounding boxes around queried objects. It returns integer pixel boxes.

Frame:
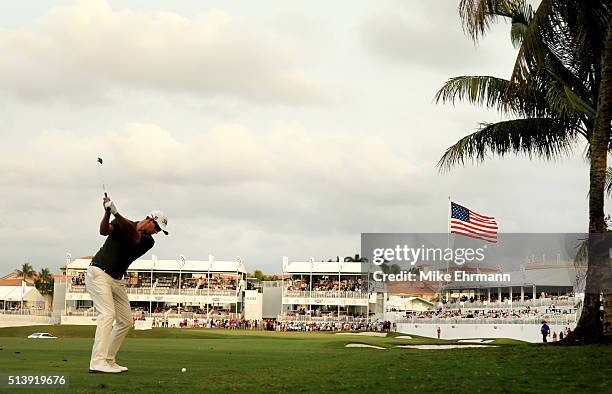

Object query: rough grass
[0,325,610,393]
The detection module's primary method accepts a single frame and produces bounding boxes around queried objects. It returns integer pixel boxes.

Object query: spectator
[541,321,550,343]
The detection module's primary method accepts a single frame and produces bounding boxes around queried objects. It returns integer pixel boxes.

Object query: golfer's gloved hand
[104,200,118,215]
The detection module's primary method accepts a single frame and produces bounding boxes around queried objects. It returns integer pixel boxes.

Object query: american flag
[450,201,498,243]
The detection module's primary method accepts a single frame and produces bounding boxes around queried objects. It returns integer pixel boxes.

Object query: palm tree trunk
[44,294,53,311]
[599,19,612,339]
[570,19,612,344]
[605,292,612,336]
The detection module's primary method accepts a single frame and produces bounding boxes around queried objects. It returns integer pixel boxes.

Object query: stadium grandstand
[386,260,582,341]
[60,254,247,325]
[279,256,385,322]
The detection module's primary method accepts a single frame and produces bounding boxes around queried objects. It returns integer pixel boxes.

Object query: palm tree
[34,268,54,310]
[16,263,36,282]
[34,268,53,294]
[383,263,401,275]
[435,0,611,342]
[343,254,369,263]
[252,270,265,281]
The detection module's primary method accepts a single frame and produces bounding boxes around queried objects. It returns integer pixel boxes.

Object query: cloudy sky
[0,0,588,275]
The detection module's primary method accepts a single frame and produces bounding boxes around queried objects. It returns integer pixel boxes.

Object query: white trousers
[85,266,133,369]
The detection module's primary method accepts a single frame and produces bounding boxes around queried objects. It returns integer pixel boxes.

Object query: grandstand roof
[284,261,365,274]
[67,257,247,273]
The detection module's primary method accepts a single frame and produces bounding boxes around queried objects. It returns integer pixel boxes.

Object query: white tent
[0,285,44,303]
[386,296,435,312]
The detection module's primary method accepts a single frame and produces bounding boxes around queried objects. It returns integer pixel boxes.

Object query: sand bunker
[396,345,497,349]
[457,339,494,344]
[336,332,387,337]
[395,335,412,339]
[345,343,387,349]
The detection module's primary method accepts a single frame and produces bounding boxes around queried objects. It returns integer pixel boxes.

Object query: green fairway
[0,326,610,393]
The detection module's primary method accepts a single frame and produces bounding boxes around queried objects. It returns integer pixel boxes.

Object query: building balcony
[126,287,237,297]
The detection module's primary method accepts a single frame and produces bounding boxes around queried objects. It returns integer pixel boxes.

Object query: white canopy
[0,286,44,302]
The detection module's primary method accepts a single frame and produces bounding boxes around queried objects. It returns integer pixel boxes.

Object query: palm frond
[458,0,513,41]
[507,0,609,107]
[546,0,611,87]
[434,76,511,112]
[437,118,578,172]
[545,76,596,121]
[506,0,554,90]
[563,85,597,120]
[509,0,534,48]
[510,21,529,49]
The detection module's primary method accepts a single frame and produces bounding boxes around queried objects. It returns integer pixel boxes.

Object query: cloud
[0,121,435,271]
[0,120,589,273]
[0,0,326,105]
[360,1,512,73]
[0,120,426,226]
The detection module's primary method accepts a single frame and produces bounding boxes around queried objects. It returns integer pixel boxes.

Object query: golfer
[86,195,168,373]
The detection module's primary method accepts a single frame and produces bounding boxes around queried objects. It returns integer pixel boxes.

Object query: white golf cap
[148,210,169,235]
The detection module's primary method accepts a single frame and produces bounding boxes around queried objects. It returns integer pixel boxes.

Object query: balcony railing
[0,309,52,316]
[67,285,236,297]
[283,290,368,299]
[141,312,242,320]
[443,297,577,309]
[395,315,576,325]
[62,310,242,320]
[277,314,367,323]
[126,288,236,297]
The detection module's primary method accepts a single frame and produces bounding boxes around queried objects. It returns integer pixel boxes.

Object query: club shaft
[98,158,108,198]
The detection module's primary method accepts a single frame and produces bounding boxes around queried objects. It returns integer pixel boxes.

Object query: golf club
[97,156,108,198]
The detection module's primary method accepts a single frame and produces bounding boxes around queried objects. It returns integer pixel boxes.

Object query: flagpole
[447,196,452,237]
[447,196,451,259]
[21,280,25,313]
[445,196,451,305]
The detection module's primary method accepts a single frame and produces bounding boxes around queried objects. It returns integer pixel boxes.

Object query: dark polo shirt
[91,218,155,279]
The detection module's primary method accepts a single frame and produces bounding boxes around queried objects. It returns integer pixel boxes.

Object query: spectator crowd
[286,277,365,292]
[403,306,574,321]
